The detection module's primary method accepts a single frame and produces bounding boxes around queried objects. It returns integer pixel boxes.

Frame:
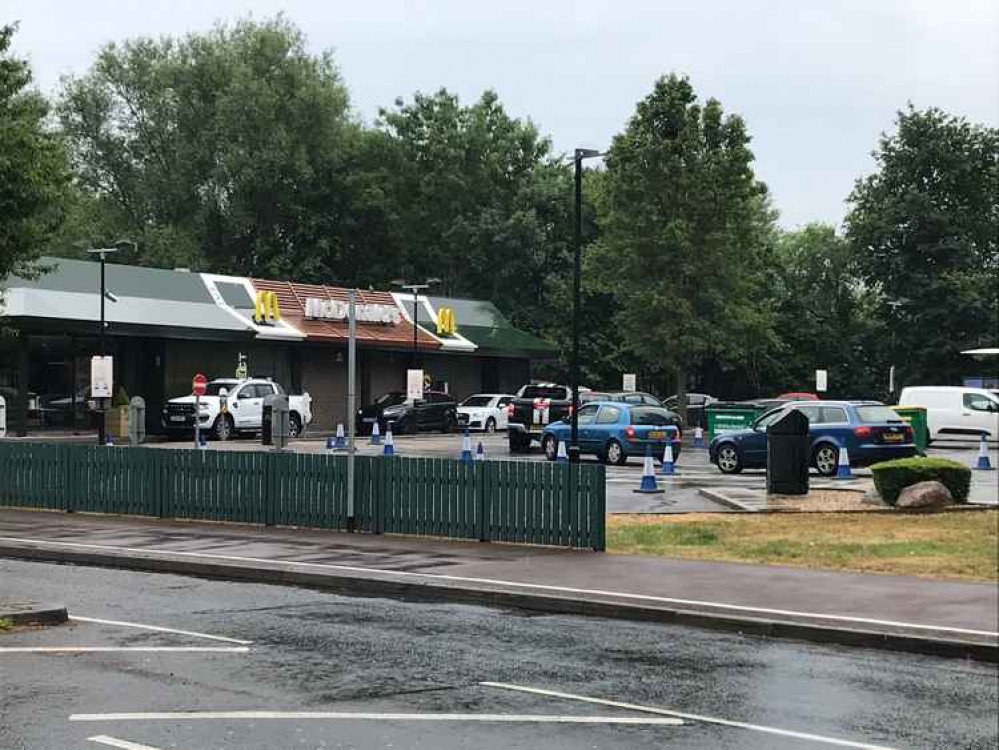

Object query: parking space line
[88,736,164,750]
[4,536,994,639]
[481,682,898,750]
[71,711,681,725]
[71,616,252,645]
[0,646,249,654]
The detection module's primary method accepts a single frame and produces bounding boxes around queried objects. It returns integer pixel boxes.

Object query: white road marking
[71,711,681,725]
[3,535,995,639]
[481,682,898,750]
[71,615,252,645]
[88,736,163,750]
[0,646,248,654]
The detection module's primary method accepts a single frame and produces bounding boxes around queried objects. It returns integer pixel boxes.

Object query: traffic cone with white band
[634,444,665,494]
[383,427,395,456]
[975,434,994,470]
[835,446,852,479]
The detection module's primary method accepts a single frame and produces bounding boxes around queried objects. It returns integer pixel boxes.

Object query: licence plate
[169,415,186,422]
[883,432,903,442]
[647,430,665,439]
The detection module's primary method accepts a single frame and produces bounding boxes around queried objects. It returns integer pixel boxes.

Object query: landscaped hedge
[870,457,971,506]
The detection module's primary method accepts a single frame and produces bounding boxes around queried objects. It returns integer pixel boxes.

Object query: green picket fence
[0,443,605,550]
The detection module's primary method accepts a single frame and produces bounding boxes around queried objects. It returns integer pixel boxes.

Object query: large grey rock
[895,481,953,511]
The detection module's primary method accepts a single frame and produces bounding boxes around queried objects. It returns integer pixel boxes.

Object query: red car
[777,392,819,401]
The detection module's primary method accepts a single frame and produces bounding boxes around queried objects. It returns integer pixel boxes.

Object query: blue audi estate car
[709,400,916,476]
[541,402,681,465]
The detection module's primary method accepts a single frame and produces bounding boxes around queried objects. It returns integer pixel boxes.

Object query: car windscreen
[521,386,567,399]
[461,396,493,407]
[205,382,237,396]
[630,407,675,426]
[856,405,905,423]
[376,393,406,407]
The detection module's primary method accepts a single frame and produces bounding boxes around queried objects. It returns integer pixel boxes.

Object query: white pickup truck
[161,378,313,440]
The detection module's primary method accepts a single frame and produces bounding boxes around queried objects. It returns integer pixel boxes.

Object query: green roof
[427,296,555,358]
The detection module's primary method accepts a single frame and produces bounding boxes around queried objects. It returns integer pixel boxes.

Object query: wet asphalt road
[2,559,997,750]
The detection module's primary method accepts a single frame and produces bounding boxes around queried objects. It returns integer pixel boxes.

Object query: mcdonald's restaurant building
[0,257,554,437]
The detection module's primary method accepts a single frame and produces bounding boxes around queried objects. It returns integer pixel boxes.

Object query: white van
[898,386,999,440]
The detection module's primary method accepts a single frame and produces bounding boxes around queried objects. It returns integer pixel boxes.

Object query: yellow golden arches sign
[253,290,281,324]
[436,307,457,335]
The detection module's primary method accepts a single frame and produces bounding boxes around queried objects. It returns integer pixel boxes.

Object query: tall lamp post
[570,148,603,462]
[86,240,134,444]
[392,278,440,368]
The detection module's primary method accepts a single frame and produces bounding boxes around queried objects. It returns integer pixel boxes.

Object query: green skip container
[705,403,767,441]
[890,405,929,455]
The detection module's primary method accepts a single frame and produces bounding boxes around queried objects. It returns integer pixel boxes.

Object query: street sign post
[193,373,207,447]
[816,369,828,393]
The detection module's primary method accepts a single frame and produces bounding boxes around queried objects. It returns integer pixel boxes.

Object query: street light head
[104,291,119,303]
[113,239,137,252]
[86,246,118,257]
[425,277,441,286]
[575,148,603,160]
[391,279,407,288]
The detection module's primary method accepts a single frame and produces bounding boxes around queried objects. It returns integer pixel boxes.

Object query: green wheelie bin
[890,405,929,454]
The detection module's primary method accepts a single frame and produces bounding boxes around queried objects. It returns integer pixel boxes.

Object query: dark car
[581,391,682,431]
[708,401,916,476]
[663,392,717,429]
[358,391,458,435]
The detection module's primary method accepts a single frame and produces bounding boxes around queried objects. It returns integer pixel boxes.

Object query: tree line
[3,17,997,404]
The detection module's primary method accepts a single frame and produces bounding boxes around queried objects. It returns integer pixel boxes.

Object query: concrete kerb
[0,601,68,627]
[0,539,994,663]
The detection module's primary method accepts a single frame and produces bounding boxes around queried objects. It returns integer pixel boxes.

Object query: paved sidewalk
[0,508,995,660]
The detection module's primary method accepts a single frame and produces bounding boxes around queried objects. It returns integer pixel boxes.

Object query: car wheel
[213,415,234,442]
[485,417,496,433]
[716,444,742,474]
[542,434,558,461]
[288,413,303,439]
[509,434,530,454]
[813,443,838,477]
[604,439,627,466]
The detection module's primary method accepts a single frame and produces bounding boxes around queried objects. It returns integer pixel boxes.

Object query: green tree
[56,16,358,279]
[845,106,999,388]
[378,89,572,328]
[762,224,884,397]
[593,74,776,420]
[0,23,69,283]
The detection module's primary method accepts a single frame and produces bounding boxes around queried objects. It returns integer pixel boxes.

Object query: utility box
[766,408,809,495]
[0,395,6,438]
[128,397,146,445]
[263,393,289,451]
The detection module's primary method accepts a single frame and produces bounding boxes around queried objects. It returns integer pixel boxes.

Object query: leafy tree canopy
[846,106,999,387]
[0,23,69,284]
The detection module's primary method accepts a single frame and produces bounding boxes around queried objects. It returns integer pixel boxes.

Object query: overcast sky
[7,0,998,228]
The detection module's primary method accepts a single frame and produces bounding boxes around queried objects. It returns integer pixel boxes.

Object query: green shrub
[112,386,130,408]
[870,457,971,505]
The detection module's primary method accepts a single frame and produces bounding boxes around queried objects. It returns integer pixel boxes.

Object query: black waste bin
[261,402,273,446]
[766,408,809,495]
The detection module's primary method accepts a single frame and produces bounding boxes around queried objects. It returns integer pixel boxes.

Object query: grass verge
[607,510,998,581]
[0,617,11,632]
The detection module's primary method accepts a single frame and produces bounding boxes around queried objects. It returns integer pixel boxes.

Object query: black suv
[357,391,458,435]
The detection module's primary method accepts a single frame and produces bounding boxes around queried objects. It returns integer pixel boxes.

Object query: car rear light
[624,425,636,439]
[903,425,913,440]
[673,426,682,441]
[505,403,515,417]
[566,404,574,416]
[853,425,872,438]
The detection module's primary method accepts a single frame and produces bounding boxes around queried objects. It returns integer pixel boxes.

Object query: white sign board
[0,395,6,438]
[304,297,401,325]
[91,356,114,398]
[815,369,828,393]
[622,373,637,391]
[407,369,424,402]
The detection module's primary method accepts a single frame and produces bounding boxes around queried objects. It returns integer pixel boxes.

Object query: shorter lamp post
[392,278,441,369]
[86,240,134,444]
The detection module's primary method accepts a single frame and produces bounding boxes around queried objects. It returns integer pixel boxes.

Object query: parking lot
[147,431,999,512]
[3,558,997,750]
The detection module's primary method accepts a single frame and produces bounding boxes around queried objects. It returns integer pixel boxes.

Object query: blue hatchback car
[709,401,916,476]
[541,402,681,465]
